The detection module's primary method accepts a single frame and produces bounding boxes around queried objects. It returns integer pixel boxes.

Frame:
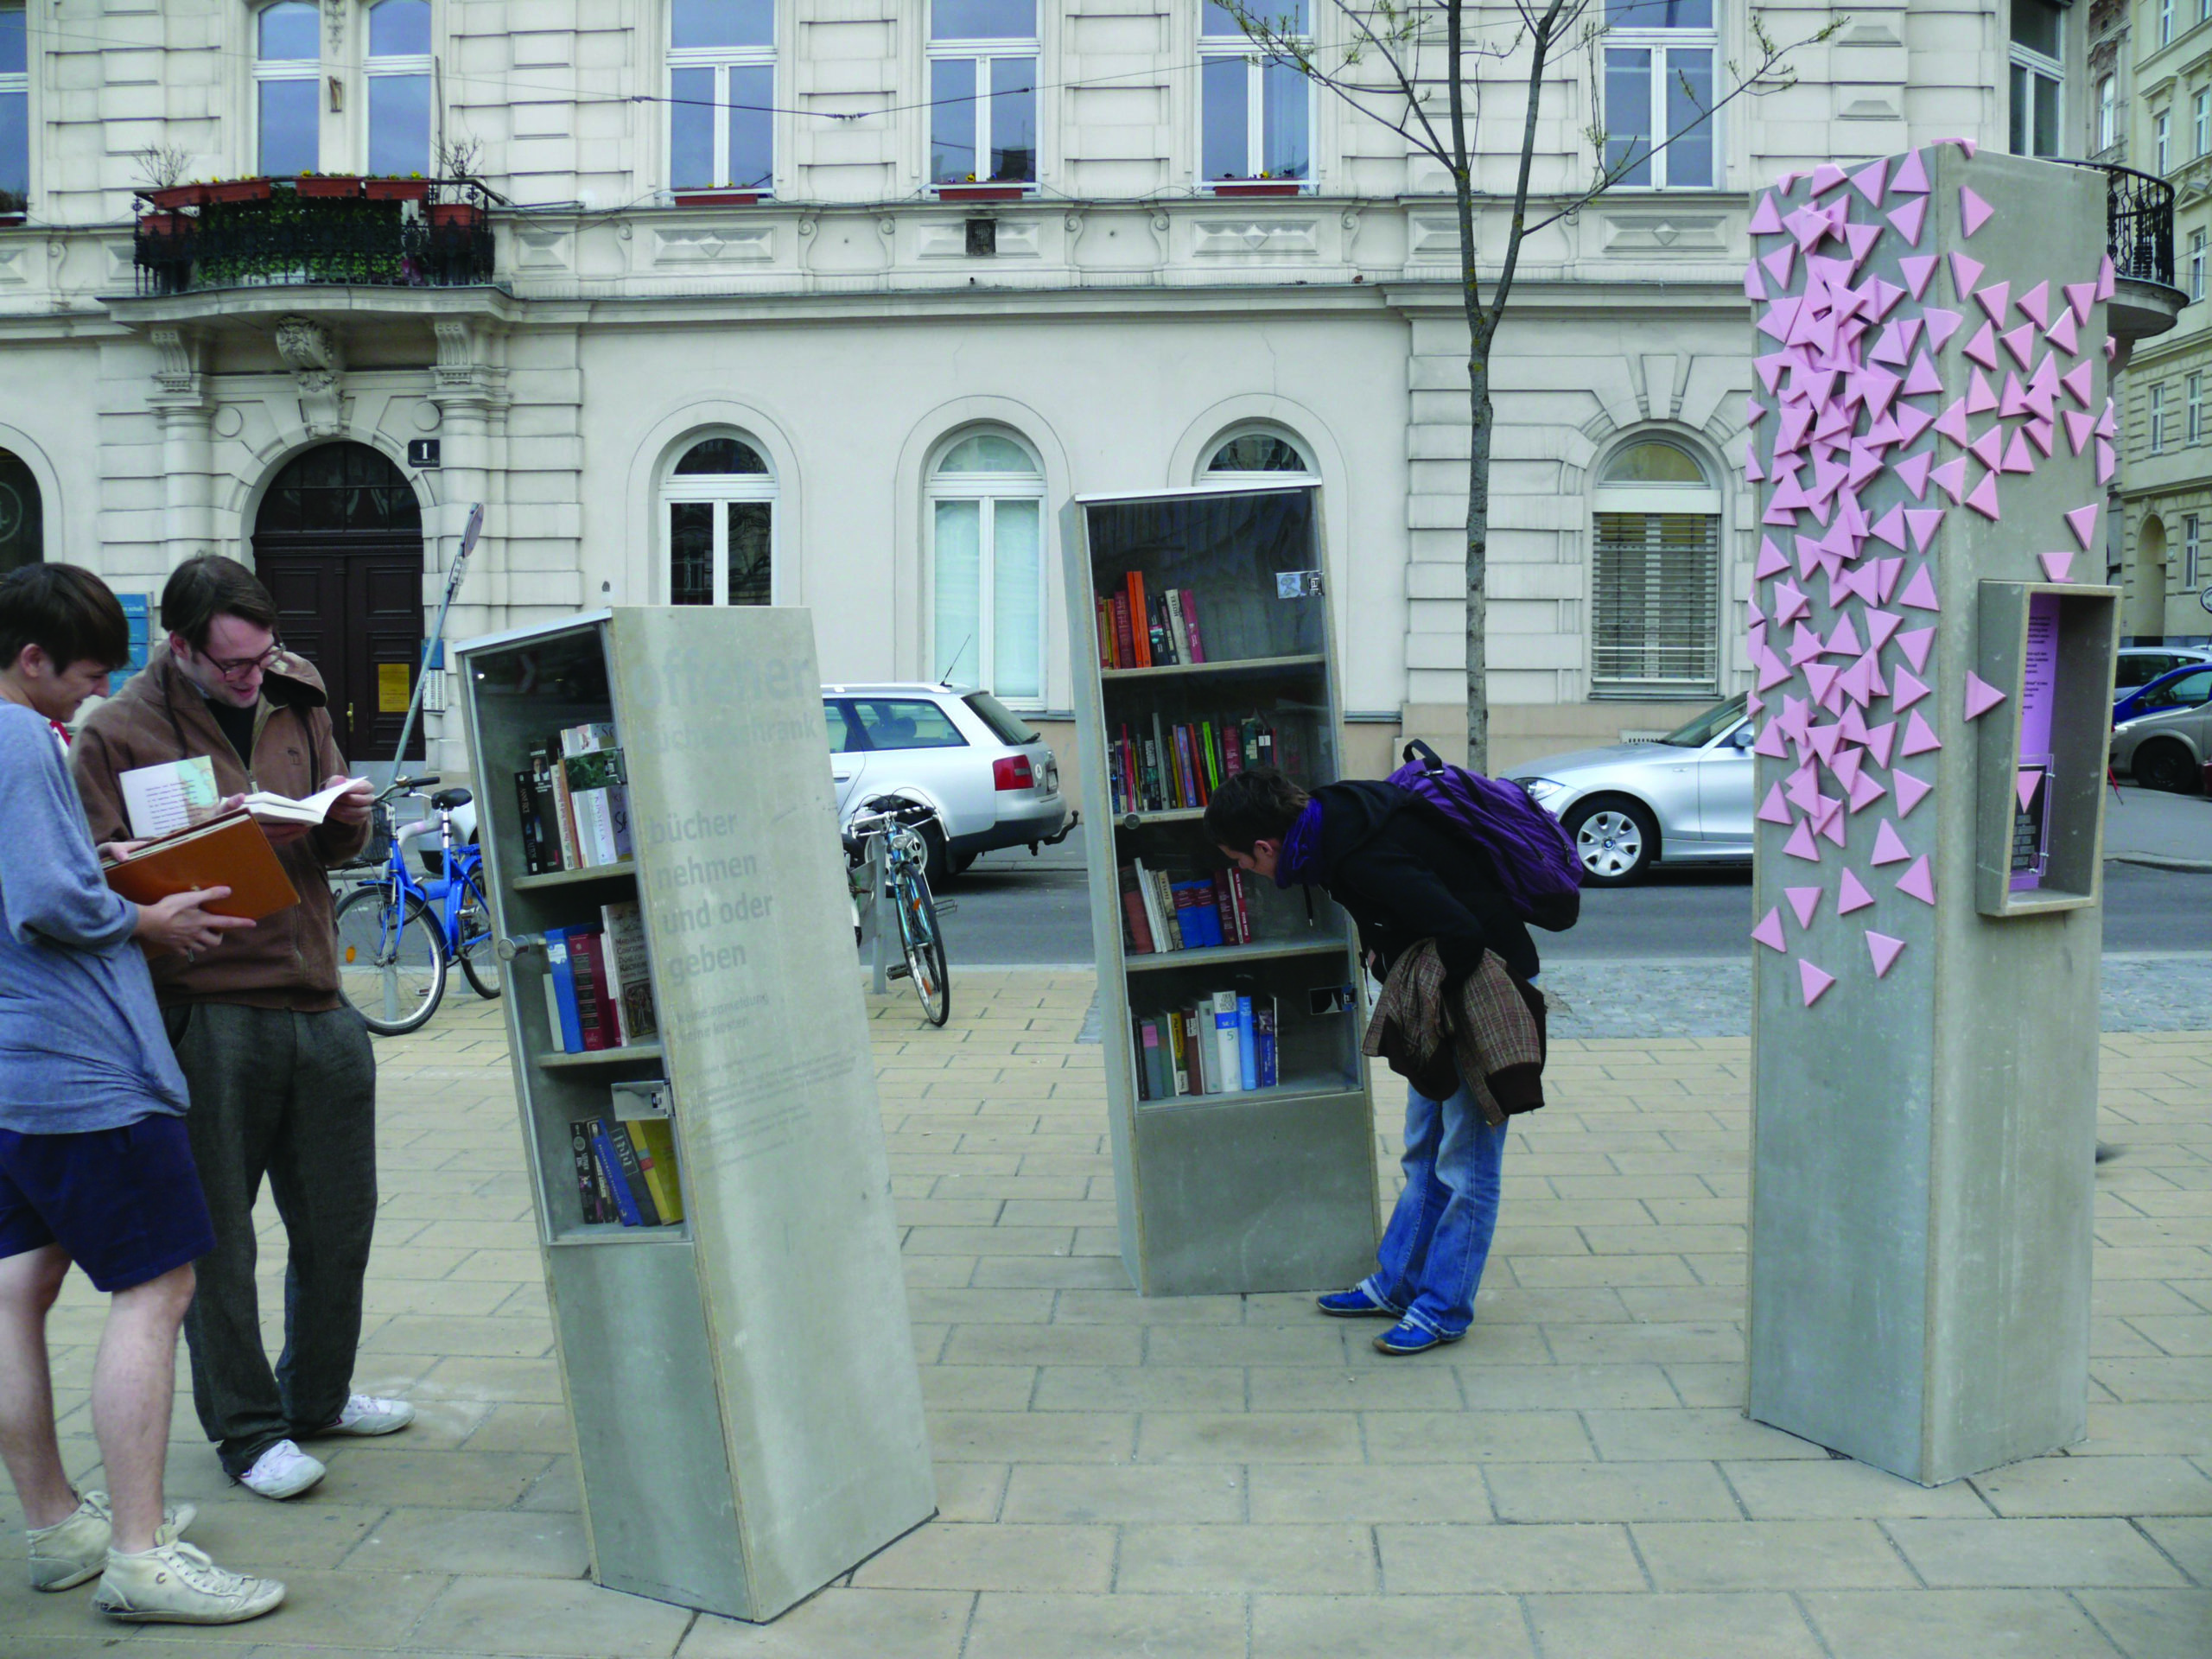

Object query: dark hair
[0,563,131,675]
[161,554,277,652]
[1204,766,1309,854]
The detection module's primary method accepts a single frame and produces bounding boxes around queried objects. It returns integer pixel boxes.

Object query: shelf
[1116,807,1207,825]
[1125,938,1345,973]
[1136,1076,1364,1114]
[535,1042,666,1071]
[1101,652,1325,683]
[549,1221,692,1247]
[512,861,639,893]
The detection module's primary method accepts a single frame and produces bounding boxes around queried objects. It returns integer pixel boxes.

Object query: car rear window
[849,698,967,750]
[963,692,1039,746]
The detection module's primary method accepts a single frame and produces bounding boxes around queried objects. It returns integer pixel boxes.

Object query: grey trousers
[162,1002,378,1478]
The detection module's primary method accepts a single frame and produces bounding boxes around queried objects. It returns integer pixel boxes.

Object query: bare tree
[132,143,194,194]
[1217,1,1839,771]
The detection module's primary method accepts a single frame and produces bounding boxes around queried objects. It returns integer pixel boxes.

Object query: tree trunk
[1465,316,1492,776]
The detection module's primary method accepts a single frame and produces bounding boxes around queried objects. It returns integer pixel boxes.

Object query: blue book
[588,1122,645,1226]
[1255,998,1278,1088]
[1237,994,1257,1090]
[544,930,584,1052]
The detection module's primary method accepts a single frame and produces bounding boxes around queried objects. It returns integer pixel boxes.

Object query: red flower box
[933,185,1029,201]
[295,176,362,199]
[1210,181,1305,197]
[137,212,184,235]
[0,213,24,228]
[364,178,430,201]
[144,184,207,209]
[205,179,273,204]
[671,190,760,207]
[429,200,485,227]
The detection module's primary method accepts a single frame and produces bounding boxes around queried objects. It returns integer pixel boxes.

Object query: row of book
[1098,570,1207,670]
[1120,860,1257,954]
[542,902,659,1053]
[1133,992,1281,1102]
[517,722,634,873]
[569,1113,683,1227]
[1107,713,1282,817]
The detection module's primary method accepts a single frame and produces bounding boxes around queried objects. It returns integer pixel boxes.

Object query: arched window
[1202,427,1315,486]
[366,0,432,176]
[667,0,775,194]
[663,435,774,606]
[255,3,321,176]
[0,447,41,573]
[929,431,1044,704]
[1591,437,1720,696]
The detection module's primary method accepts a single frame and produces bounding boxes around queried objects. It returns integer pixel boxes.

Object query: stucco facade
[0,0,2019,779]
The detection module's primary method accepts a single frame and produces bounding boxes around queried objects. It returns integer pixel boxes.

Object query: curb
[2108,854,2212,874]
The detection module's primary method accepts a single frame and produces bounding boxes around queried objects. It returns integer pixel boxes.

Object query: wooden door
[255,549,424,762]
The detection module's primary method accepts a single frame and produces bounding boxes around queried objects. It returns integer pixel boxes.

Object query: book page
[118,755,220,839]
[241,777,367,826]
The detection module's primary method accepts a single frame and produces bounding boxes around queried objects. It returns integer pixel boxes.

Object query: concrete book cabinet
[454,607,933,1619]
[1064,483,1379,1297]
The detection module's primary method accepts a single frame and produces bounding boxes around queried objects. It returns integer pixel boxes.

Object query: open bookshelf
[1063,484,1379,1297]
[454,607,933,1622]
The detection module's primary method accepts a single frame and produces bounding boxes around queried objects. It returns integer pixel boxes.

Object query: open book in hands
[240,777,372,827]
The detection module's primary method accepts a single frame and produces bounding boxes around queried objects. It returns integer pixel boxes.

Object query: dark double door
[253,546,426,763]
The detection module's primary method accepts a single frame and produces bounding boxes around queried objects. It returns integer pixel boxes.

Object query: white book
[241,777,369,827]
[600,899,657,1045]
[118,755,220,839]
[1131,858,1171,952]
[1211,990,1242,1096]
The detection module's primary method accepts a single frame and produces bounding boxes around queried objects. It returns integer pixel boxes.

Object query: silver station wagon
[1507,695,1755,886]
[824,683,1072,885]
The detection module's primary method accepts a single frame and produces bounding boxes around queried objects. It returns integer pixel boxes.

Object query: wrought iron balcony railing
[2061,159,2177,289]
[131,178,495,296]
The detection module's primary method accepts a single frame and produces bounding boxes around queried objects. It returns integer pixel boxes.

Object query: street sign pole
[390,502,484,775]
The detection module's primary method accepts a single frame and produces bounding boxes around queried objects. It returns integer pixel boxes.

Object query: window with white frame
[2196,87,2209,156]
[2188,515,2202,588]
[1592,438,1721,696]
[2162,0,2176,44]
[667,0,774,194]
[929,0,1037,186]
[1602,0,1717,189]
[0,3,24,215]
[1202,428,1315,486]
[366,0,431,176]
[256,3,321,176]
[2099,76,2117,151]
[2010,0,2063,157]
[2192,227,2207,300]
[2152,382,2170,453]
[930,432,1045,705]
[663,435,775,606]
[2191,372,2205,443]
[1199,1,1312,186]
[2158,109,2173,174]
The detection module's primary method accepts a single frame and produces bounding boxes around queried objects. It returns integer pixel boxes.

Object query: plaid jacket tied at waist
[1361,939,1547,1125]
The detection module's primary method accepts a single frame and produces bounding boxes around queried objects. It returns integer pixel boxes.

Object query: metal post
[869,833,896,995]
[390,502,483,778]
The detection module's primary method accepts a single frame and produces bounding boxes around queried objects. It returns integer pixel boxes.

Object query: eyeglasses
[200,641,283,680]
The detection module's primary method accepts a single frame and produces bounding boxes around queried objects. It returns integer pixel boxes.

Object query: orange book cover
[104,810,302,921]
[1126,571,1153,668]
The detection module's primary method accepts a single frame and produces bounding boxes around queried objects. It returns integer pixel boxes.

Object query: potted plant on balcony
[295,172,363,199]
[131,144,206,211]
[1211,172,1303,198]
[671,183,760,207]
[205,177,274,204]
[0,188,24,228]
[365,174,430,202]
[934,172,1028,202]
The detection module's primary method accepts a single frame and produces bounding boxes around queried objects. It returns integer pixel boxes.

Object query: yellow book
[628,1117,684,1224]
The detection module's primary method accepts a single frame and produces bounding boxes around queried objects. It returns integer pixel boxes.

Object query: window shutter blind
[1592,511,1719,694]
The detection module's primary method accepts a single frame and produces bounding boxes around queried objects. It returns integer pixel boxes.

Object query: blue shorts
[0,1115,214,1293]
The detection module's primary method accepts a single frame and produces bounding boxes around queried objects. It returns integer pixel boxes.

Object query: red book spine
[1179,590,1205,663]
[1228,868,1252,943]
[1211,877,1237,947]
[1112,593,1135,668]
[1119,868,1155,953]
[572,929,613,1052]
[1126,572,1153,668]
[1224,722,1245,779]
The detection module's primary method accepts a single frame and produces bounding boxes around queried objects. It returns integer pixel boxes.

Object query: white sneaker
[322,1394,416,1437]
[235,1440,326,1500]
[92,1540,284,1624]
[27,1492,195,1592]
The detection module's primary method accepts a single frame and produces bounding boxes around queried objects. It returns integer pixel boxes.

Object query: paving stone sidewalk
[3,973,2208,1659]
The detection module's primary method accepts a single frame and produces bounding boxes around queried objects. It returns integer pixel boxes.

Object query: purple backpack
[1385,740,1583,932]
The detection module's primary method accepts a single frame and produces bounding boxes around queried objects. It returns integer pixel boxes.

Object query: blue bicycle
[334,775,501,1034]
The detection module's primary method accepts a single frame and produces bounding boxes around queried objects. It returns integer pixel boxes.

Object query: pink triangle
[1898,565,1942,612]
[1871,819,1911,865]
[2060,361,2094,408]
[1764,243,1799,284]
[1755,537,1790,579]
[1974,283,2013,325]
[1894,771,1932,817]
[1786,885,1823,927]
[1751,906,1789,952]
[1894,404,1936,445]
[1895,854,1936,905]
[1935,399,1973,445]
[1866,931,1906,977]
[1923,308,1963,352]
[2000,430,2035,474]
[2024,416,2055,457]
[1799,958,1838,1007]
[1831,747,1865,791]
[1754,717,1790,753]
[1962,671,2007,719]
[1805,661,1840,702]
[1929,458,1969,505]
[2065,504,2100,550]
[2013,279,2050,331]
[1865,719,1898,766]
[1809,162,1849,196]
[1965,370,1999,416]
[1749,193,1785,235]
[1867,503,1908,550]
[1844,220,1883,264]
[1949,251,1985,300]
[1963,469,2002,522]
[1898,253,1939,299]
[1960,186,1994,236]
[1901,353,1945,397]
[2100,436,2117,485]
[1745,447,1767,484]
[1877,557,1906,603]
[1886,195,1928,245]
[1904,508,1943,551]
[1951,137,1979,159]
[1816,799,1847,848]
[2096,253,2116,302]
[1967,428,2005,470]
[1849,157,1890,206]
[1865,608,1904,650]
[2100,397,2118,439]
[2039,549,2075,582]
[1827,613,1863,657]
[1900,709,1942,756]
[2063,408,2095,454]
[1848,771,1890,813]
[1962,321,1999,370]
[1757,781,1795,825]
[1894,452,1935,500]
[2016,767,2044,812]
[1783,820,1821,862]
[1836,868,1874,914]
[2064,279,2096,323]
[1891,148,1930,194]
[1999,325,2037,370]
[1897,626,1936,673]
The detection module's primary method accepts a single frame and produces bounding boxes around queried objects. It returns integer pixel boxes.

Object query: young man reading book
[0,563,283,1622]
[71,556,410,1502]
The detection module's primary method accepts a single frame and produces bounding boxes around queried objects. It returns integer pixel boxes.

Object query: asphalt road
[921,832,2212,967]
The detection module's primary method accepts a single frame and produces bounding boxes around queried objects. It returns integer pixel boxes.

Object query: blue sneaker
[1316,1287,1398,1319]
[1372,1319,1462,1356]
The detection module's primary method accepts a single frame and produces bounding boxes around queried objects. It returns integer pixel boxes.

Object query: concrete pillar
[148,327,212,569]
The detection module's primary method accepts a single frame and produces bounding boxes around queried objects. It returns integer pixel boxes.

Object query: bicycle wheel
[456,879,503,1000]
[334,885,448,1035]
[896,870,950,1027]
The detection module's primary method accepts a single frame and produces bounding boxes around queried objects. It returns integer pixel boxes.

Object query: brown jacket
[72,642,369,1010]
[1362,939,1548,1124]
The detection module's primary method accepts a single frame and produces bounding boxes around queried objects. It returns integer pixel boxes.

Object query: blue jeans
[1360,1077,1509,1338]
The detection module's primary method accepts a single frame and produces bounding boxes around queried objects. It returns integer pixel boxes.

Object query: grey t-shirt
[0,702,189,1133]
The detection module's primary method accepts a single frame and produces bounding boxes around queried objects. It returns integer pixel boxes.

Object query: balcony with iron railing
[2062,159,2188,354]
[130,176,495,297]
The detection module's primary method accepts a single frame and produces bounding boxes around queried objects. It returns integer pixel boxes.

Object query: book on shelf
[626,1115,684,1224]
[1117,863,1255,955]
[543,929,585,1052]
[563,747,633,867]
[1130,991,1281,1102]
[569,1119,618,1224]
[102,808,302,922]
[600,900,658,1045]
[544,919,654,1055]
[570,927,616,1053]
[1105,714,1280,816]
[1097,579,1205,670]
[527,723,632,875]
[514,755,556,875]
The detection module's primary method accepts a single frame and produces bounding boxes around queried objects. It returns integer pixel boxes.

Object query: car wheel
[2133,740,2202,794]
[919,818,952,889]
[950,851,977,877]
[1564,797,1660,887]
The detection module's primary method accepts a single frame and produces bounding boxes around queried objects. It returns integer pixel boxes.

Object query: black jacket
[1306,779,1540,988]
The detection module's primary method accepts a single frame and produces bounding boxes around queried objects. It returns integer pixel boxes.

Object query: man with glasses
[71,556,410,1502]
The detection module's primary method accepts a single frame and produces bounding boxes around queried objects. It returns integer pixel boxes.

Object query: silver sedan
[1506,696,1754,886]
